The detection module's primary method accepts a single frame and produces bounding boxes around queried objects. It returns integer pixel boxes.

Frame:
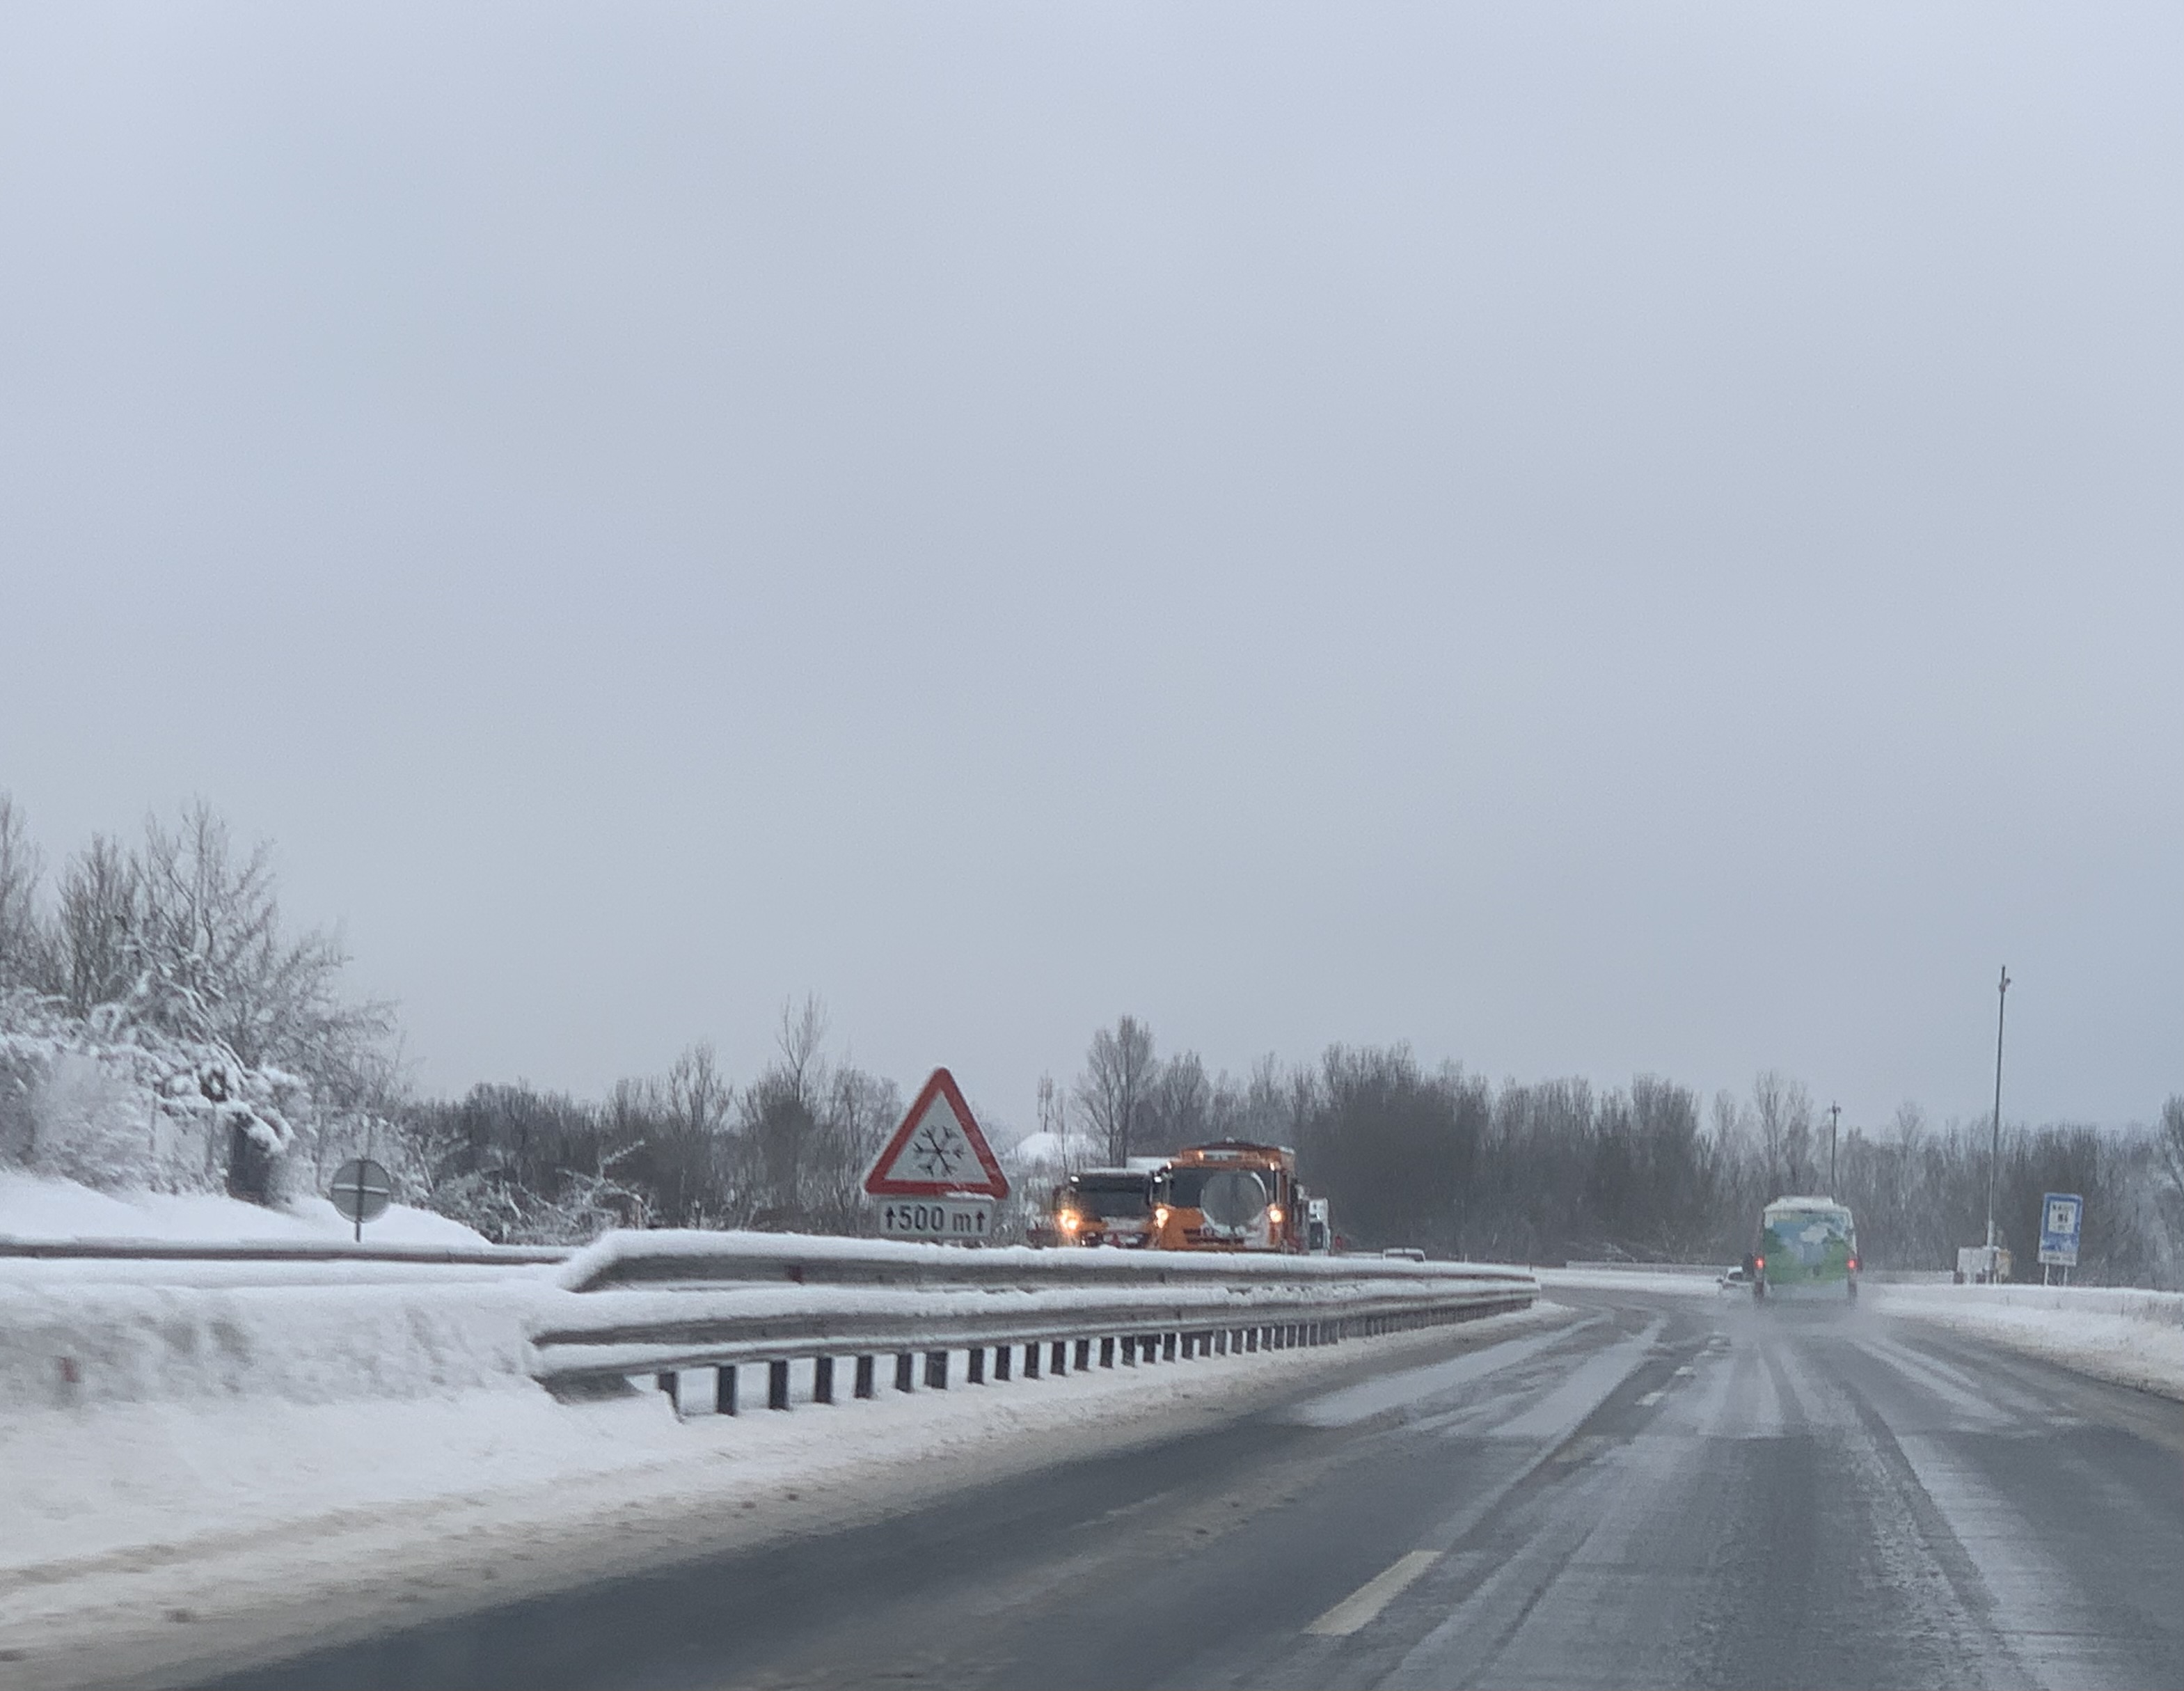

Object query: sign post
[2037,1192,2083,1284]
[329,1158,393,1243]
[864,1069,1009,1241]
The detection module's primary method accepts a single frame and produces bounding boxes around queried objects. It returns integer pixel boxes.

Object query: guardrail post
[1050,1340,1068,1376]
[1100,1336,1115,1368]
[1121,1335,1136,1365]
[814,1355,835,1404]
[1214,1330,1228,1355]
[855,1355,876,1399]
[767,1359,791,1410]
[895,1353,915,1393]
[925,1351,949,1390]
[1163,1332,1178,1362]
[967,1346,986,1385]
[715,1364,737,1415]
[995,1343,1012,1381]
[1075,1339,1092,1371]
[1022,1342,1040,1379]
[657,1371,681,1414]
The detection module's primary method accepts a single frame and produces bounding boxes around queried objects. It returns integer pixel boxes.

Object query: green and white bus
[1752,1197,1859,1302]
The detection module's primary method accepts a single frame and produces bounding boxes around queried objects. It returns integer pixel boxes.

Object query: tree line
[3,794,2178,1282]
[1058,1018,2182,1283]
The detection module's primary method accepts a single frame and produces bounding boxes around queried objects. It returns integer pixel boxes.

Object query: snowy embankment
[0,1170,491,1250]
[1535,1264,2184,1399]
[1870,1282,2184,1400]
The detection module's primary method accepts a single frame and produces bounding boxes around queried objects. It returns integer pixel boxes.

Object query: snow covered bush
[0,990,312,1196]
[0,797,395,1206]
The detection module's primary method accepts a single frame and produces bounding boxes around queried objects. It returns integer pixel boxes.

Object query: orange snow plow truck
[1146,1141,1331,1254]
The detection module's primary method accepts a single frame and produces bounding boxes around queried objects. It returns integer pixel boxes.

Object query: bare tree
[651,1042,736,1227]
[2158,1095,2184,1208]
[1750,1069,1815,1195]
[0,794,44,991]
[54,835,143,1015]
[1892,1100,1926,1154]
[1139,1050,1211,1154]
[1075,1014,1156,1163]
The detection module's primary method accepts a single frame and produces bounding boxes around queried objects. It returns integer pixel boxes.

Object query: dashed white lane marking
[1673,1365,1696,1377]
[1306,1550,1443,1637]
[1637,1390,1665,1407]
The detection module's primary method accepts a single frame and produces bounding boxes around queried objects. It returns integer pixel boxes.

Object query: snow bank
[1872,1283,2184,1399]
[0,1277,542,1413]
[0,1171,489,1248]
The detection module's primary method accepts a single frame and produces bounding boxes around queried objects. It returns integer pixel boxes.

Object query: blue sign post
[2038,1192,2083,1279]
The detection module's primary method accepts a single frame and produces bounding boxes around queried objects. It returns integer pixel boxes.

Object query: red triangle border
[863,1067,1011,1198]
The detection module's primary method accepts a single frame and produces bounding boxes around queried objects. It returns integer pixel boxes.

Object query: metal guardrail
[535,1232,1537,1414]
[0,1238,573,1266]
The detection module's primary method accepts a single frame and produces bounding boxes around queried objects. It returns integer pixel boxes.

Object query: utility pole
[1828,1102,1840,1195]
[1986,966,2011,1250]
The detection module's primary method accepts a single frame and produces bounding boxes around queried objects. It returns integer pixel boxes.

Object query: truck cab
[1051,1166,1162,1247]
[1146,1142,1309,1253]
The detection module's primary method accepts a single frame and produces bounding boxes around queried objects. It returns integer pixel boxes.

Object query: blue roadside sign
[2038,1192,2083,1268]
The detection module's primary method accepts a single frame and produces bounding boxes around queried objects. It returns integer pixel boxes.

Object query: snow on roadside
[0,1277,543,1413]
[0,1305,1554,1691]
[1535,1267,1731,1300]
[0,1171,489,1248]
[1872,1284,2184,1401]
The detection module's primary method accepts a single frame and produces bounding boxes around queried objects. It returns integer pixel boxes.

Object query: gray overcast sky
[2,3,2177,1136]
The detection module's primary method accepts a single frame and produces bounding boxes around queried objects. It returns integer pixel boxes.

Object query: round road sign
[329,1158,393,1225]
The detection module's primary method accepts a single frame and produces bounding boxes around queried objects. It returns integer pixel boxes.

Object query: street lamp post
[1828,1102,1840,1195]
[1985,966,2011,1251]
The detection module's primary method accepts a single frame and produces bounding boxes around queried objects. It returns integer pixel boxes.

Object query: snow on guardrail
[537,1232,1537,1408]
[0,1229,1537,1415]
[0,1277,545,1410]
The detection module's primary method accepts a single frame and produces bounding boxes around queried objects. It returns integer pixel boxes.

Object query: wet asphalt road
[205,1287,2183,1691]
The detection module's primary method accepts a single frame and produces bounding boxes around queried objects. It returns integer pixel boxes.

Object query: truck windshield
[1159,1167,1274,1209]
[1065,1177,1150,1219]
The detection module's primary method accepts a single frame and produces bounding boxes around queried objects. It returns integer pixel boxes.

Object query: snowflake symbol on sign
[910,1124,967,1181]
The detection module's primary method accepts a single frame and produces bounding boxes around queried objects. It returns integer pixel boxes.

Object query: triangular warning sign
[864,1068,1010,1198]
